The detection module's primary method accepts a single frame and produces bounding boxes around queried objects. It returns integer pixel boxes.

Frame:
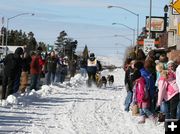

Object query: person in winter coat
[144,50,156,82]
[29,52,41,91]
[55,57,68,83]
[157,70,179,119]
[69,60,77,78]
[1,47,23,99]
[44,51,58,85]
[86,53,98,86]
[134,61,155,113]
[36,47,45,87]
[124,59,135,112]
[155,63,169,116]
[13,48,25,93]
[131,70,155,124]
[175,58,180,119]
[79,57,87,78]
[20,52,31,93]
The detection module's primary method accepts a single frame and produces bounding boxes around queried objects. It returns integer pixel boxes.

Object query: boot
[138,116,145,124]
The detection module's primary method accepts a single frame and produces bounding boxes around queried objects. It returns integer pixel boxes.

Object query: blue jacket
[140,68,155,98]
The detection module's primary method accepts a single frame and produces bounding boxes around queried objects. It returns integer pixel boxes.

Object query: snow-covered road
[0,69,164,134]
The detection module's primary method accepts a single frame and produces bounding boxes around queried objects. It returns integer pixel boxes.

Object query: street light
[164,5,168,32]
[112,22,135,46]
[5,13,35,55]
[114,34,133,46]
[148,0,152,39]
[108,5,139,40]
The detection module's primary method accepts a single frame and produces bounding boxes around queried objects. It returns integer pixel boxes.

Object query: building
[168,1,180,50]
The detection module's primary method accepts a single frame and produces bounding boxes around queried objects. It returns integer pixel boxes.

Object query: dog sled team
[79,52,114,88]
[95,73,114,88]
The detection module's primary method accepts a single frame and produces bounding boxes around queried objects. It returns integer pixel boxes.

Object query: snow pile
[69,74,87,87]
[0,95,18,107]
[28,89,40,97]
[40,85,54,97]
[0,74,88,107]
[6,95,18,105]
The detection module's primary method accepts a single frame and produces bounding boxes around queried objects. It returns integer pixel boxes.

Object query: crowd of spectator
[124,49,180,124]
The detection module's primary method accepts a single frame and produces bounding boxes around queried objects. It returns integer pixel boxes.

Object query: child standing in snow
[157,70,179,119]
[131,70,155,124]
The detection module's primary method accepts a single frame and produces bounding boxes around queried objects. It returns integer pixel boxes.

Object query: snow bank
[6,95,18,105]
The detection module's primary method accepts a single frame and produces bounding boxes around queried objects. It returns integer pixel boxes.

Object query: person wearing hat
[86,53,98,86]
[1,47,23,99]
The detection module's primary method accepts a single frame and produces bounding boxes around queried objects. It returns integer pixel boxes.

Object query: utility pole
[148,0,152,39]
[1,17,4,47]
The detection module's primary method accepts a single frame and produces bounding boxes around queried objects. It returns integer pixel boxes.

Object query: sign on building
[143,39,155,55]
[146,17,165,32]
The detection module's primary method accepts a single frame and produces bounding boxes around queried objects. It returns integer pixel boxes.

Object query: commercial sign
[143,39,155,55]
[172,0,180,15]
[146,17,165,32]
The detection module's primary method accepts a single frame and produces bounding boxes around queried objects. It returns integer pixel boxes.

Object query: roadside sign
[172,0,180,15]
[143,39,155,55]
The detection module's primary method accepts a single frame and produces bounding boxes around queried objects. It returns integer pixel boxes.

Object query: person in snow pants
[86,53,97,87]
[1,47,23,99]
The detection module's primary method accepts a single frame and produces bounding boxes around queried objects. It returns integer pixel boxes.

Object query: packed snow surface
[0,56,164,134]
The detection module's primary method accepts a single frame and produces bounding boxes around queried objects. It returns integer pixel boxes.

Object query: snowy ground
[0,68,165,134]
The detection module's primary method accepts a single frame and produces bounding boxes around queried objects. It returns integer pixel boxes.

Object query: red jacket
[135,77,150,108]
[30,55,41,75]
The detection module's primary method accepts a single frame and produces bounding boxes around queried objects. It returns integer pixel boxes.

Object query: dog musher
[87,53,101,87]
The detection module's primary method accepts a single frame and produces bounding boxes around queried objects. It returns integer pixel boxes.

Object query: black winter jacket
[45,56,58,73]
[4,53,22,77]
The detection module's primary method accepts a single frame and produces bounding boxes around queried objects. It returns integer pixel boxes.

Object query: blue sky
[0,0,170,56]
